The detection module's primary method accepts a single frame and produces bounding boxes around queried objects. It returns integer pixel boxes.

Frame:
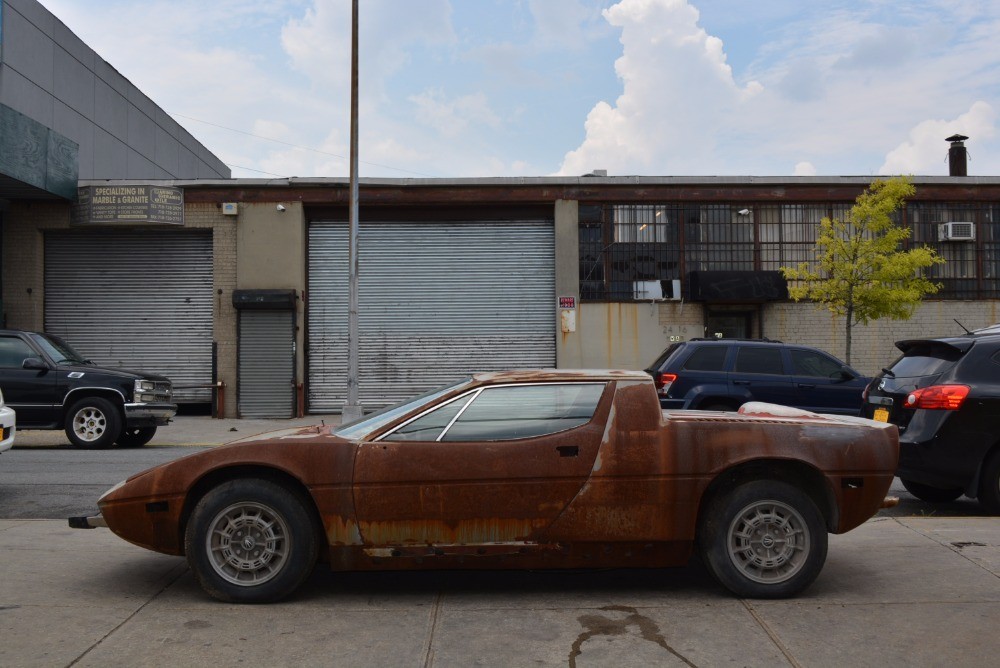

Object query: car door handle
[733,380,751,385]
[796,383,816,389]
[556,445,579,457]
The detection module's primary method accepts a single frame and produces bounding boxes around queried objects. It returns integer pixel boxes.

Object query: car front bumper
[123,402,177,426]
[0,405,15,453]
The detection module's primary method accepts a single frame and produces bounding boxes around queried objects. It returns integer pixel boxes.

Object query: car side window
[0,336,37,368]
[681,347,727,371]
[733,347,784,375]
[790,349,843,378]
[438,383,606,442]
[386,396,472,442]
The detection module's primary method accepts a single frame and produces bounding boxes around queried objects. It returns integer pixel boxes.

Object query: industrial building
[2,0,998,418]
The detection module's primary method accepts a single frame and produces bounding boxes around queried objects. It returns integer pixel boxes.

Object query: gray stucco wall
[0,0,229,183]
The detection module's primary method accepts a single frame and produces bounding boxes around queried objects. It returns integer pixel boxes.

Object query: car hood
[57,362,171,381]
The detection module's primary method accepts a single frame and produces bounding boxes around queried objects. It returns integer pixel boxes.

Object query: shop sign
[73,185,184,225]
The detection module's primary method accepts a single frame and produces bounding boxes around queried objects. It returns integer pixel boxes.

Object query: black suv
[646,338,868,415]
[862,326,1000,513]
[0,329,176,449]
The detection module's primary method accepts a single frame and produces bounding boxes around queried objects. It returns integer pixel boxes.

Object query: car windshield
[333,378,473,441]
[28,333,89,364]
[889,344,963,378]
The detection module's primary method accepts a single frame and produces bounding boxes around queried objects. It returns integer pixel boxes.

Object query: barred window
[759,205,824,272]
[684,205,754,272]
[578,200,1000,302]
[580,205,681,301]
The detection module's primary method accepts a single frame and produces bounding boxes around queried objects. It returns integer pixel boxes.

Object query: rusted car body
[72,370,898,603]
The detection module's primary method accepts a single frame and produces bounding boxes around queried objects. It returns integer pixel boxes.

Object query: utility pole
[343,0,362,421]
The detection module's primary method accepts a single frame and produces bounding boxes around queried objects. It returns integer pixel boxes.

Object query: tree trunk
[845,305,853,366]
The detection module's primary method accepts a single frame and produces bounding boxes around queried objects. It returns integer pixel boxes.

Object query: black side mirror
[22,357,49,371]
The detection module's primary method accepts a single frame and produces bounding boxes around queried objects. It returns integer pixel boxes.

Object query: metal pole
[343,0,362,421]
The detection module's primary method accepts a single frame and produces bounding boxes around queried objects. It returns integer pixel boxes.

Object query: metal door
[238,310,295,418]
[44,230,213,403]
[307,221,555,413]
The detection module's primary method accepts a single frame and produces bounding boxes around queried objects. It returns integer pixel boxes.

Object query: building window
[578,200,1000,303]
[580,205,681,301]
[909,202,980,298]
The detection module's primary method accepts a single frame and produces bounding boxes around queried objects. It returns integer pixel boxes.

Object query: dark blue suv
[645,338,869,415]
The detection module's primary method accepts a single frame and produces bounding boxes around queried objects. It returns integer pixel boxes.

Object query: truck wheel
[117,426,157,448]
[699,480,827,598]
[977,451,1000,515]
[65,397,122,449]
[185,478,319,603]
[900,478,963,504]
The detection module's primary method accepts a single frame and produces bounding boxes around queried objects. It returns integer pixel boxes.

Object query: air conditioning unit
[632,279,682,301]
[633,281,663,300]
[938,222,975,241]
[663,279,682,301]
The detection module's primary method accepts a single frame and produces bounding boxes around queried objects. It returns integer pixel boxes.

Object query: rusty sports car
[70,370,898,603]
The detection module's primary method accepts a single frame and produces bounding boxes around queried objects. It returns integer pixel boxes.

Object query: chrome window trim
[377,381,607,443]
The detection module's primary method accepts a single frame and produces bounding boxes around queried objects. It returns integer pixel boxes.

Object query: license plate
[873,407,889,422]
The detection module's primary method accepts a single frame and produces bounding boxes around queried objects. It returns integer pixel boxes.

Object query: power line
[169,112,438,178]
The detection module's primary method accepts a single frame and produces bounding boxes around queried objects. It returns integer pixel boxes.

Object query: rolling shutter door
[44,230,213,403]
[308,221,555,412]
[238,310,295,418]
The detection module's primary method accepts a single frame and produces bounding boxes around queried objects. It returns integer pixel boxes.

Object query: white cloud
[794,161,817,176]
[281,0,454,99]
[880,102,997,175]
[409,91,502,138]
[558,0,762,175]
[556,1,1000,176]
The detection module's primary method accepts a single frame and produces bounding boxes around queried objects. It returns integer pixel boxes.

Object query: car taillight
[903,385,970,410]
[655,373,677,395]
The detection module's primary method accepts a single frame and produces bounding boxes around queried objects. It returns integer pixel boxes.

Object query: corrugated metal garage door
[308,221,555,412]
[238,310,295,418]
[44,230,214,403]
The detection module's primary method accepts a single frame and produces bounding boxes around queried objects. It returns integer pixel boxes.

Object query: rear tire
[65,397,121,449]
[977,452,1000,515]
[185,478,319,603]
[699,480,828,598]
[900,478,963,504]
[116,426,157,448]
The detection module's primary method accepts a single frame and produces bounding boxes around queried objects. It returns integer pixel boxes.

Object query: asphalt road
[0,446,209,519]
[0,446,990,519]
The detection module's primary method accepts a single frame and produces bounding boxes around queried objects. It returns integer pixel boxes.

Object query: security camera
[737,208,751,216]
[276,204,286,212]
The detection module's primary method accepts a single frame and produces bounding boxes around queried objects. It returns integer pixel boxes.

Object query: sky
[37,0,1000,179]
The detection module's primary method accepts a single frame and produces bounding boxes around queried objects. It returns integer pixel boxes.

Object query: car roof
[684,338,784,345]
[896,331,1000,354]
[472,369,650,383]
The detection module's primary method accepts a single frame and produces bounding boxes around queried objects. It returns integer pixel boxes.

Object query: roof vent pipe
[946,134,969,176]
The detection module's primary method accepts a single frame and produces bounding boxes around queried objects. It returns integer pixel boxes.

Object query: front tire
[116,426,157,448]
[185,478,319,603]
[900,478,963,504]
[65,397,122,449]
[699,480,828,598]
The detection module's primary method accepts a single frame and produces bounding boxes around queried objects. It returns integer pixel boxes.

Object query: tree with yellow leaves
[781,176,944,365]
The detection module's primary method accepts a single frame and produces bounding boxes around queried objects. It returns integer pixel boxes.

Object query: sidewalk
[1,516,998,666]
[13,414,342,448]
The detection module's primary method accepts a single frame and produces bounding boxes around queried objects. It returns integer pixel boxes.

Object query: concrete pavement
[1,516,999,666]
[7,418,1000,665]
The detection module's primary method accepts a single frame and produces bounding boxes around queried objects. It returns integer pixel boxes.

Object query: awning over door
[307,220,555,412]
